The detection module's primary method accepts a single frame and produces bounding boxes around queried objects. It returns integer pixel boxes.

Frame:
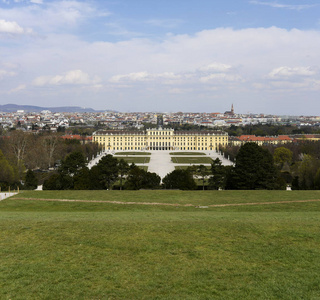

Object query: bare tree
[9,130,30,179]
[42,134,60,168]
[24,136,47,169]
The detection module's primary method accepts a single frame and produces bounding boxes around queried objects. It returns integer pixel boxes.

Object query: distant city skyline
[0,102,319,117]
[0,0,320,115]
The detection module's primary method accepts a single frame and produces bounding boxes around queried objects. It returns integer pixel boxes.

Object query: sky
[1,0,320,115]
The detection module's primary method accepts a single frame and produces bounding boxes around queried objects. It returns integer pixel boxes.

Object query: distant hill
[0,104,105,113]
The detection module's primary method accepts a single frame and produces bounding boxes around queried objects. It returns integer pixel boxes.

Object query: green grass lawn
[7,190,320,206]
[138,166,148,171]
[1,190,320,299]
[114,152,151,155]
[172,156,213,164]
[175,165,211,171]
[170,152,206,155]
[114,156,150,164]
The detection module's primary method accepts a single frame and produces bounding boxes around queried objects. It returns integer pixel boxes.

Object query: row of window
[95,136,227,141]
[108,146,223,151]
[102,142,226,147]
[148,131,173,136]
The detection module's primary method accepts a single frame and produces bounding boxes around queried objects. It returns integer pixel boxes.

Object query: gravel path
[147,151,174,179]
[87,151,108,169]
[0,192,18,201]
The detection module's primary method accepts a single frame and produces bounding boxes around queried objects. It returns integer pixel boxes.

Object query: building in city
[229,135,292,146]
[93,127,228,151]
[224,104,235,116]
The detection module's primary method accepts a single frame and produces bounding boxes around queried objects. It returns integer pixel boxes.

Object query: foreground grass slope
[1,191,320,299]
[9,190,320,206]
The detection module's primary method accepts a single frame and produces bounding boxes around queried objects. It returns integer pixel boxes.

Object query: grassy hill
[1,190,320,299]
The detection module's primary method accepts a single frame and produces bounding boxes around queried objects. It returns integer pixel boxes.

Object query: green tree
[163,169,197,190]
[314,168,320,190]
[59,151,86,176]
[124,166,160,190]
[291,176,300,190]
[73,167,91,190]
[196,165,208,190]
[24,169,38,190]
[124,167,145,190]
[43,173,60,190]
[43,173,73,190]
[88,166,104,190]
[95,155,119,189]
[273,147,293,169]
[0,150,16,184]
[208,158,226,190]
[296,154,319,189]
[118,159,130,190]
[143,172,161,189]
[230,143,277,190]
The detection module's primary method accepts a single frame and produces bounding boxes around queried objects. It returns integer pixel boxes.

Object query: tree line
[226,124,320,137]
[221,141,320,190]
[43,153,161,190]
[0,131,100,190]
[162,142,282,190]
[2,129,320,191]
[35,142,288,191]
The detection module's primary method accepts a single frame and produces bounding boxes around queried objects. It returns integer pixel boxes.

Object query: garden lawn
[175,165,211,171]
[114,156,150,164]
[171,156,213,164]
[170,152,206,155]
[114,152,151,155]
[1,190,320,299]
[137,166,148,171]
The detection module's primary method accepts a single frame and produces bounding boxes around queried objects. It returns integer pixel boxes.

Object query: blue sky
[100,0,320,38]
[0,0,320,114]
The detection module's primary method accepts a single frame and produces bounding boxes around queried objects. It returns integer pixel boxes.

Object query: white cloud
[199,73,243,83]
[168,87,195,94]
[254,78,320,91]
[110,72,150,83]
[249,1,318,11]
[2,23,320,113]
[33,70,101,86]
[0,1,110,35]
[109,63,243,86]
[199,63,232,73]
[8,84,26,93]
[253,66,320,92]
[104,22,143,38]
[110,72,181,83]
[0,19,33,35]
[0,69,16,79]
[145,19,183,28]
[268,66,317,79]
[197,62,243,83]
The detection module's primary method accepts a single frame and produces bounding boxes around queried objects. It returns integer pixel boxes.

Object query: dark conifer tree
[162,169,197,190]
[229,142,277,190]
[24,169,38,190]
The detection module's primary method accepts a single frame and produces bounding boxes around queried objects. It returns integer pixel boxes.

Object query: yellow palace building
[92,127,228,151]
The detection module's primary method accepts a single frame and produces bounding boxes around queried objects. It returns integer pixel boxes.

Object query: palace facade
[92,127,228,151]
